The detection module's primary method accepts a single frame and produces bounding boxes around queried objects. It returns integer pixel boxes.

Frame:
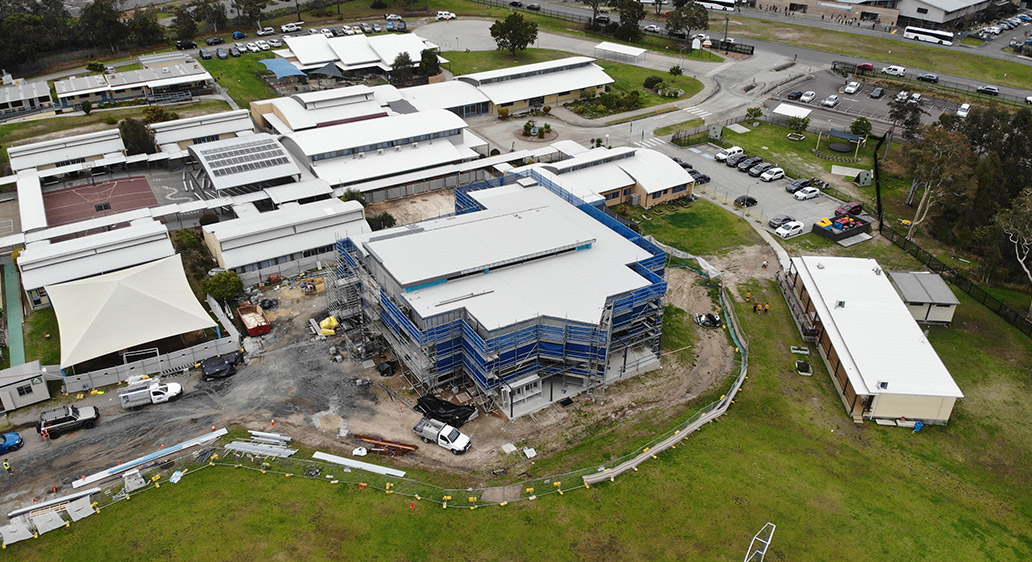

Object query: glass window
[16,384,32,396]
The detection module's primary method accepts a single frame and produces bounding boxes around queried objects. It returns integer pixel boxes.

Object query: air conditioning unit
[395,145,401,152]
[358,152,365,159]
[412,142,418,149]
[377,149,383,155]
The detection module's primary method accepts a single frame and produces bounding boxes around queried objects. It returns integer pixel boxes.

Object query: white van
[881,65,906,76]
[715,146,744,162]
[281,22,303,33]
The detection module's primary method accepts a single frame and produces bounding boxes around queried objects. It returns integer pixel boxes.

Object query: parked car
[917,73,939,84]
[205,36,225,46]
[856,62,874,71]
[385,13,403,20]
[436,10,457,20]
[509,1,523,5]
[176,40,197,50]
[785,178,811,193]
[256,40,270,50]
[844,82,860,94]
[687,169,710,184]
[1026,96,1032,104]
[715,145,744,161]
[895,90,909,102]
[268,38,282,47]
[800,91,816,103]
[672,156,692,169]
[794,186,821,200]
[956,103,971,117]
[881,65,906,76]
[351,25,363,34]
[229,47,241,57]
[748,162,773,177]
[360,22,374,33]
[388,20,407,31]
[977,85,1000,96]
[37,405,99,438]
[870,87,885,99]
[909,92,923,104]
[0,432,23,455]
[201,352,245,381]
[737,156,763,172]
[234,42,246,50]
[786,91,803,100]
[321,28,333,37]
[372,23,383,32]
[734,195,758,207]
[822,94,840,107]
[257,26,274,36]
[232,31,247,39]
[644,24,661,32]
[760,167,785,182]
[595,14,611,24]
[281,22,303,32]
[768,215,794,229]
[694,313,722,328]
[836,202,863,216]
[339,26,354,35]
[527,3,542,10]
[216,47,228,59]
[726,153,750,167]
[198,48,213,60]
[775,220,805,238]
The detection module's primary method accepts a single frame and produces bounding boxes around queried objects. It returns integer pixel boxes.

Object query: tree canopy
[202,271,244,302]
[490,12,539,56]
[666,1,708,46]
[119,118,156,155]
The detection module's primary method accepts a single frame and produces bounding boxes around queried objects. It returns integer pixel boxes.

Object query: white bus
[697,0,736,11]
[903,26,955,45]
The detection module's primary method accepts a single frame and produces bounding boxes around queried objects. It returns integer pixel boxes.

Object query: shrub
[368,211,397,231]
[543,123,551,133]
[103,115,117,125]
[340,189,366,205]
[669,65,683,77]
[199,212,219,226]
[745,107,763,120]
[498,108,509,119]
[371,0,387,7]
[173,229,204,252]
[542,105,551,115]
[86,61,105,73]
[490,148,501,156]
[643,75,664,89]
[80,100,93,115]
[523,119,536,136]
[537,128,545,138]
[202,271,243,302]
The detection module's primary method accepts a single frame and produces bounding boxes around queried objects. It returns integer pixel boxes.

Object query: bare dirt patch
[364,189,456,225]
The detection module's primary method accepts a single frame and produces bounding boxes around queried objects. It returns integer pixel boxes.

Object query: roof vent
[816,262,825,269]
[377,149,383,155]
[358,152,364,159]
[835,300,846,309]
[412,142,418,149]
[873,267,882,275]
[878,381,889,389]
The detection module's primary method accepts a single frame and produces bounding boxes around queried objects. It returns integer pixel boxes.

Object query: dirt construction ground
[0,233,758,516]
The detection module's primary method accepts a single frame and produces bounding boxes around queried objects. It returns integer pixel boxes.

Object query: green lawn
[617,197,764,255]
[654,117,704,136]
[661,304,696,366]
[960,37,985,47]
[724,14,1032,90]
[198,52,278,107]
[23,308,61,365]
[984,286,1032,314]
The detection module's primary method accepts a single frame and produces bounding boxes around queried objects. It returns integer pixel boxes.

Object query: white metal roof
[283,35,337,66]
[18,219,174,291]
[310,139,475,187]
[889,271,960,305]
[0,81,51,106]
[367,33,436,70]
[47,254,216,367]
[791,256,963,398]
[397,81,489,113]
[9,129,125,172]
[138,52,194,68]
[108,63,209,89]
[616,148,694,195]
[252,95,386,133]
[456,56,597,84]
[594,41,646,57]
[53,74,109,97]
[773,103,812,119]
[150,109,254,146]
[538,162,634,201]
[203,198,369,269]
[327,35,382,67]
[292,85,375,108]
[550,140,590,157]
[16,173,47,233]
[468,63,613,106]
[189,133,300,191]
[263,178,333,204]
[282,109,467,156]
[355,184,654,330]
[0,360,42,386]
[907,0,987,12]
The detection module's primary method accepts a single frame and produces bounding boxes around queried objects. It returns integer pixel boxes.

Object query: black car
[176,40,197,50]
[976,85,1000,96]
[205,36,225,46]
[785,178,811,193]
[201,352,245,381]
[786,91,803,100]
[198,48,213,60]
[688,169,710,184]
[734,195,758,207]
[869,87,884,99]
[216,47,228,59]
[229,47,241,57]
[768,215,795,228]
[726,153,750,167]
[672,156,693,169]
[748,162,773,177]
[527,3,541,9]
[917,73,939,84]
[595,14,611,24]
[695,313,722,328]
[509,0,522,5]
[737,156,763,172]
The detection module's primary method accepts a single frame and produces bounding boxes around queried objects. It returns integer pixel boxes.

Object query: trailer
[237,301,272,337]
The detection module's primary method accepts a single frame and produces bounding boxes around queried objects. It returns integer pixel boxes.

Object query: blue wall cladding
[454,176,511,215]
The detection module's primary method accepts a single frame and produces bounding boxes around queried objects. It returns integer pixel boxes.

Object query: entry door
[530,96,545,107]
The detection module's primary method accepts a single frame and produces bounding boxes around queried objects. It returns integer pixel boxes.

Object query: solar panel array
[199,139,292,178]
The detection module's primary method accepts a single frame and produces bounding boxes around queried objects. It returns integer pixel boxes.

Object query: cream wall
[871,393,956,424]
[202,228,228,269]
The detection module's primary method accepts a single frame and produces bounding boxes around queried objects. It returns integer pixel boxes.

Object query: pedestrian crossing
[681,105,712,118]
[634,136,668,148]
[704,62,734,77]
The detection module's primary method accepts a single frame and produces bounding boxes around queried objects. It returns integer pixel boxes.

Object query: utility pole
[723,15,730,53]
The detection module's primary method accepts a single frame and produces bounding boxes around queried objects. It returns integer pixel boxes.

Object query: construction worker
[745,290,752,302]
[41,428,50,446]
[764,303,770,314]
[3,460,11,474]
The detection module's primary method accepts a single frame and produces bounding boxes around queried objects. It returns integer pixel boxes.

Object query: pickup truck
[37,405,99,439]
[118,378,183,409]
[413,417,471,455]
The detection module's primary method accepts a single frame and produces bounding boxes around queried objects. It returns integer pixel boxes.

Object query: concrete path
[4,263,26,366]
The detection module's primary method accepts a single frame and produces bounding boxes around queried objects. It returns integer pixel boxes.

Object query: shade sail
[259,58,306,79]
[310,62,345,78]
[47,255,216,367]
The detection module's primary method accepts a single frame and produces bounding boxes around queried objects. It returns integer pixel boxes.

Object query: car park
[205,36,225,45]
[256,40,270,50]
[216,47,228,59]
[775,220,805,238]
[917,73,939,84]
[734,195,758,207]
[786,91,803,100]
[760,167,785,182]
[768,215,794,229]
[977,85,1000,96]
[198,48,212,60]
[229,47,241,57]
[956,103,971,117]
[844,82,860,94]
[0,432,23,455]
[785,178,810,193]
[268,38,282,47]
[856,62,874,71]
[726,153,750,167]
[176,40,197,50]
[881,65,906,76]
[870,87,884,99]
[436,10,457,19]
[821,95,840,107]
[232,31,246,39]
[800,91,816,103]
[737,156,763,172]
[688,169,710,184]
[794,186,821,200]
[257,27,274,36]
[749,162,773,177]
[644,24,661,32]
[835,202,863,215]
[528,3,542,10]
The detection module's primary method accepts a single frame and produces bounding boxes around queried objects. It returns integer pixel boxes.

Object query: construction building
[334,170,667,418]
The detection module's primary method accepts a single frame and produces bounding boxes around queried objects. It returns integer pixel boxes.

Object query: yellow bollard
[525,487,534,494]
[500,501,508,506]
[443,495,452,501]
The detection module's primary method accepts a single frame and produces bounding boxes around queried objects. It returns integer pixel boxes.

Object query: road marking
[704,62,734,77]
[682,105,712,117]
[688,147,703,154]
[634,137,667,148]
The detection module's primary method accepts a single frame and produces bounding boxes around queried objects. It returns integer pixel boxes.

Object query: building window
[673,185,687,193]
[916,7,927,13]
[55,157,86,168]
[16,384,32,396]
[95,202,111,212]
[193,134,221,144]
[499,102,514,108]
[622,188,632,196]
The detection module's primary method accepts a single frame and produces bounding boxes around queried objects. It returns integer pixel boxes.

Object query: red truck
[237,301,271,337]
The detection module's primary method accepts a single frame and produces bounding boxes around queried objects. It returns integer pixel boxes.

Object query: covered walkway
[3,263,25,365]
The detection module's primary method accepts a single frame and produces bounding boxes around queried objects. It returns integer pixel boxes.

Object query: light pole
[723,15,730,53]
[604,133,609,148]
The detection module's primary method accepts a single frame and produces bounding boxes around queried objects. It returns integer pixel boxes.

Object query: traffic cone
[271,419,275,427]
[211,425,216,432]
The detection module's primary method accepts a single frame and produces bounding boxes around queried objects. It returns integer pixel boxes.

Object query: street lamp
[605,133,609,148]
[723,15,730,53]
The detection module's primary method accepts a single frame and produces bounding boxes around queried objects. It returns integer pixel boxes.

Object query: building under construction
[332,171,667,419]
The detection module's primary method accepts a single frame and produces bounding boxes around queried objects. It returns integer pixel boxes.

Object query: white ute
[118,377,183,409]
[413,417,471,455]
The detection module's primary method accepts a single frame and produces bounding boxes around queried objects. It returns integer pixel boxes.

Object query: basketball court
[42,176,160,227]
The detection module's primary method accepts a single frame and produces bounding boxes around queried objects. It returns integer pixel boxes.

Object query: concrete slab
[831,165,865,176]
[501,443,517,454]
[727,123,751,134]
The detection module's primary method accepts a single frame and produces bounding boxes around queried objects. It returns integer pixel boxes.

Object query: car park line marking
[688,147,703,153]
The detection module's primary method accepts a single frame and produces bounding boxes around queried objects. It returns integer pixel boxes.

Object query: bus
[903,26,955,45]
[697,0,736,11]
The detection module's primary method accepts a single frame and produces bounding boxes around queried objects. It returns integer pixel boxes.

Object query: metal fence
[471,0,591,24]
[879,225,1032,337]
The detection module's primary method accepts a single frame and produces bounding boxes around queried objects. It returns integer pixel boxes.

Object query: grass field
[616,197,765,255]
[654,117,704,136]
[23,308,60,365]
[723,15,1032,90]
[198,52,278,107]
